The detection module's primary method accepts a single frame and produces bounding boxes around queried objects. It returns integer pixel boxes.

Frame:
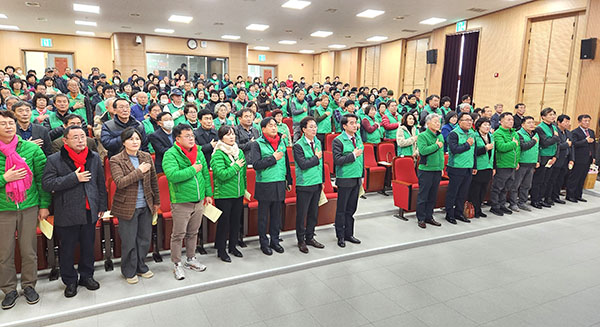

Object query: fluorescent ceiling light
[299,50,315,54]
[0,14,7,19]
[328,44,346,49]
[76,30,95,36]
[154,28,174,34]
[73,3,100,14]
[0,24,19,30]
[310,30,332,38]
[419,17,447,25]
[281,0,311,10]
[75,20,97,26]
[168,15,193,24]
[246,24,269,31]
[278,40,297,45]
[253,46,270,50]
[366,35,388,42]
[221,34,240,40]
[356,9,384,18]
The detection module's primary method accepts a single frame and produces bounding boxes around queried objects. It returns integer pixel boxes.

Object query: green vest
[398,128,418,156]
[67,93,85,108]
[233,99,246,111]
[384,112,399,139]
[255,136,287,183]
[448,127,476,168]
[475,132,494,170]
[277,123,291,146]
[97,101,107,114]
[334,133,364,179]
[209,79,220,90]
[273,98,288,117]
[47,111,65,129]
[538,122,557,157]
[295,137,323,186]
[214,117,232,131]
[167,103,186,125]
[292,98,308,123]
[315,106,332,134]
[517,128,539,164]
[364,115,382,143]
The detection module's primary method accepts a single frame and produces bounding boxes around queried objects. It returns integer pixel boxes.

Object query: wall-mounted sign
[41,38,52,47]
[456,20,467,32]
[258,54,266,62]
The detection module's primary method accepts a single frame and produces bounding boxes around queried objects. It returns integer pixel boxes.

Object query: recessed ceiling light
[419,17,447,25]
[221,34,241,40]
[0,14,7,19]
[278,40,297,45]
[168,15,193,24]
[75,20,97,26]
[76,30,95,36]
[328,44,346,49]
[73,3,100,14]
[253,46,270,50]
[299,50,315,54]
[281,0,311,10]
[0,24,19,30]
[154,28,174,34]
[356,9,384,18]
[246,24,269,31]
[311,30,332,38]
[366,35,388,42]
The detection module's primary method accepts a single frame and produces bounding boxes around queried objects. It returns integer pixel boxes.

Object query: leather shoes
[345,236,361,244]
[566,197,578,203]
[456,216,471,223]
[261,246,273,256]
[553,198,566,204]
[78,277,100,291]
[490,208,504,216]
[425,218,442,226]
[228,248,243,257]
[270,243,284,253]
[218,251,231,263]
[500,206,513,214]
[445,217,457,224]
[540,202,551,208]
[64,284,78,298]
[577,198,587,202]
[337,238,346,248]
[478,211,487,218]
[298,242,309,254]
[305,238,324,248]
[418,221,426,229]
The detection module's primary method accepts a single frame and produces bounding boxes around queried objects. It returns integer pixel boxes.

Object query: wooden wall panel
[575,0,600,131]
[247,50,312,83]
[565,11,587,117]
[378,40,403,94]
[402,40,417,93]
[525,20,552,84]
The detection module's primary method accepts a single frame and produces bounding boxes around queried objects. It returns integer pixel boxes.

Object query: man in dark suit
[332,114,364,248]
[11,101,52,156]
[235,108,260,164]
[148,112,174,173]
[567,114,596,202]
[194,109,218,168]
[551,114,575,203]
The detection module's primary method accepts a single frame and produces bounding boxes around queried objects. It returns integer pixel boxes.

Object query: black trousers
[55,211,95,285]
[416,170,442,222]
[445,167,472,218]
[551,165,568,200]
[257,200,282,248]
[335,184,359,239]
[567,158,592,199]
[296,185,321,242]
[215,197,243,252]
[530,157,553,203]
[468,169,492,214]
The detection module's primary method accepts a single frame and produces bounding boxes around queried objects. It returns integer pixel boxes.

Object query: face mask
[17,70,22,74]
[162,120,174,130]
[160,99,169,105]
[3,77,9,82]
[187,97,195,102]
[260,92,266,97]
[159,83,166,88]
[373,91,379,96]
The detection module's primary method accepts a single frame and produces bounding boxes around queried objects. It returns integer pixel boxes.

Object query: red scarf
[64,144,90,209]
[176,142,198,165]
[263,133,280,151]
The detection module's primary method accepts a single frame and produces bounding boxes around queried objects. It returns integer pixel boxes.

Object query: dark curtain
[440,34,462,108]
[458,32,480,106]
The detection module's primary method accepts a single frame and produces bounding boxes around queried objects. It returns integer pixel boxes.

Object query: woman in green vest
[31,93,50,124]
[142,103,162,154]
[469,117,494,218]
[272,89,289,117]
[213,103,234,130]
[360,105,382,144]
[272,109,292,146]
[195,91,209,110]
[210,125,246,262]
[314,94,332,147]
[396,112,419,158]
[381,101,400,142]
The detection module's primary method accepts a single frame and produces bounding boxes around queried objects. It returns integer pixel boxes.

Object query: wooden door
[263,68,272,80]
[54,57,68,76]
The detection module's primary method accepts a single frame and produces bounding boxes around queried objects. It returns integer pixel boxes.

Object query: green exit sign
[456,20,467,32]
[41,38,52,47]
[258,54,266,62]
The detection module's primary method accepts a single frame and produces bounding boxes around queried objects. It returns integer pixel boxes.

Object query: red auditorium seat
[317,164,337,225]
[442,154,449,180]
[287,147,295,166]
[245,168,259,237]
[363,144,386,192]
[283,169,297,231]
[377,142,396,166]
[283,117,293,137]
[158,174,173,249]
[325,133,340,152]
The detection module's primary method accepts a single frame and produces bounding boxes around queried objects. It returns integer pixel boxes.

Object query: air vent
[121,25,132,29]
[344,35,352,39]
[36,17,47,21]
[194,32,202,35]
[325,8,337,13]
[467,7,487,13]
[25,2,40,7]
[285,29,293,33]
[129,13,141,17]
[214,22,224,26]
[393,15,408,20]
[402,29,417,33]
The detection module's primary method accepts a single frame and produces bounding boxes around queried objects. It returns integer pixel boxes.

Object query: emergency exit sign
[258,54,266,62]
[456,20,467,32]
[41,38,52,47]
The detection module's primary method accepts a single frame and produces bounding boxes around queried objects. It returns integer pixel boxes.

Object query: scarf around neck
[0,135,33,204]
[176,142,198,165]
[64,144,90,209]
[213,141,240,164]
[263,133,281,151]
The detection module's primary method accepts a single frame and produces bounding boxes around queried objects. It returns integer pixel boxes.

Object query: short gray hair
[215,102,228,113]
[458,103,471,111]
[425,113,441,124]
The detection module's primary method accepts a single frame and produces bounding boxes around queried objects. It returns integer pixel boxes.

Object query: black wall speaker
[426,49,438,64]
[580,38,596,60]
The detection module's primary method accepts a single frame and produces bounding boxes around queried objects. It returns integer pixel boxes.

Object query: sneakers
[137,271,154,279]
[184,256,207,272]
[2,290,18,310]
[508,204,520,212]
[23,286,39,305]
[173,262,186,280]
[126,275,139,284]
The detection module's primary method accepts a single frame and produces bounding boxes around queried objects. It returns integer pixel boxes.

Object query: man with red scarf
[0,110,50,310]
[42,125,107,298]
[250,117,293,255]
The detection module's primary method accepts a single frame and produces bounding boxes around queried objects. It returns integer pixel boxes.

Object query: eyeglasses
[180,135,195,140]
[0,121,16,127]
